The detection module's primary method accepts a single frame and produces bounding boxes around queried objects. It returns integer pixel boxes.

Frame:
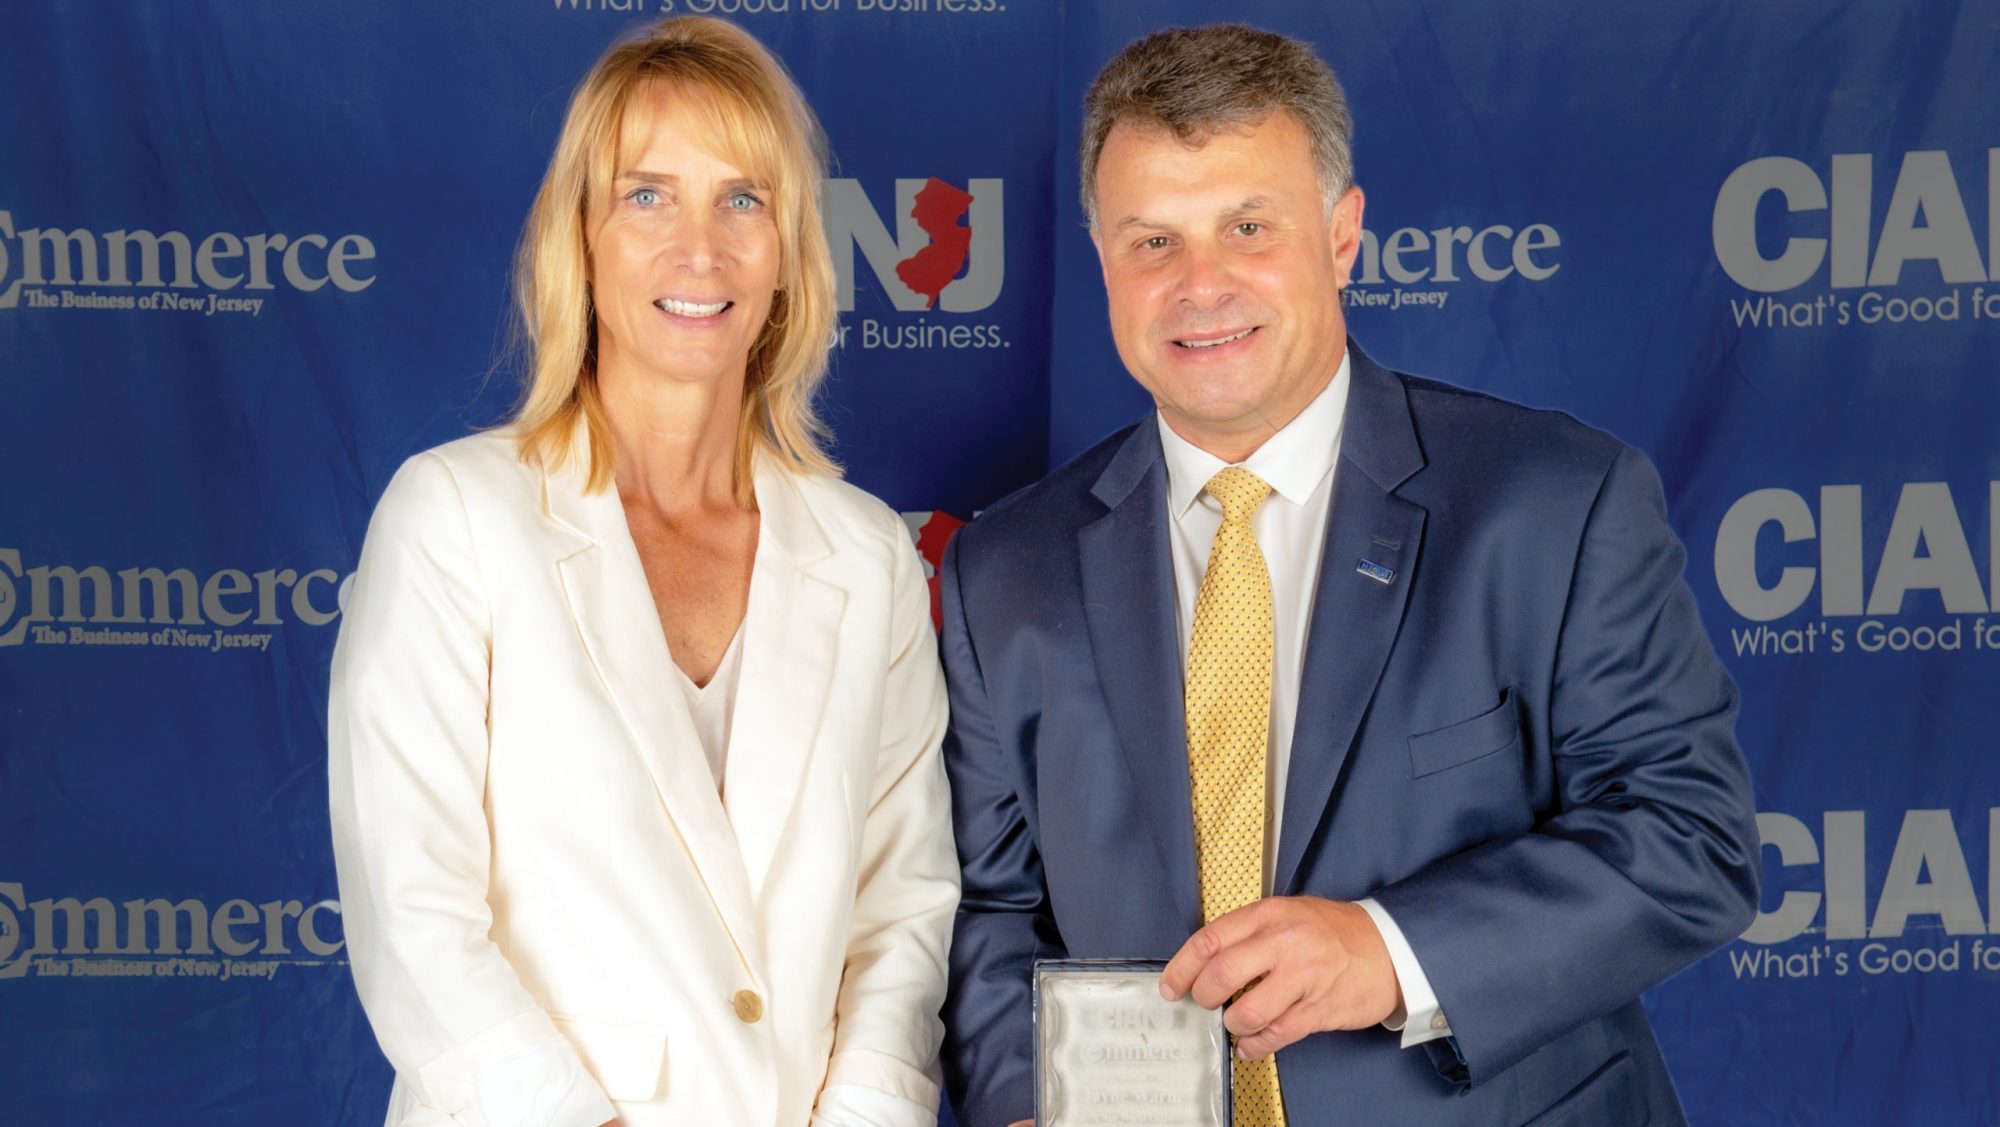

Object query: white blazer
[328,431,958,1127]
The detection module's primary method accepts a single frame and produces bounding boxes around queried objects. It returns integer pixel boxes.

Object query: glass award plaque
[1034,959,1231,1127]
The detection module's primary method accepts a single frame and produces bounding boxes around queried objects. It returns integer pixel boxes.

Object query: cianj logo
[1713,150,2000,294]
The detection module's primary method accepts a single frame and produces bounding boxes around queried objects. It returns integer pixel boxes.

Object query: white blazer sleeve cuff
[414,1008,616,1127]
[822,1047,943,1112]
[1356,897,1454,1050]
[813,1082,938,1127]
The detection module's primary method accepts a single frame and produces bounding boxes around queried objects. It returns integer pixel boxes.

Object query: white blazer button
[732,989,764,1024]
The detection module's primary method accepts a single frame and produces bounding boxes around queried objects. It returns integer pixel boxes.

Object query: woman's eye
[728,191,764,211]
[629,188,660,207]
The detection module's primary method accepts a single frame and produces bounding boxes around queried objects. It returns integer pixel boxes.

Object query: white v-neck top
[674,622,747,794]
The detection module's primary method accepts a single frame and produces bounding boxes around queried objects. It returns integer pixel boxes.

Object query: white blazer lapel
[539,456,762,964]
[724,459,846,903]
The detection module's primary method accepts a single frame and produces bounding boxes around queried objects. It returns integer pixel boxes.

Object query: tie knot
[1204,466,1273,524]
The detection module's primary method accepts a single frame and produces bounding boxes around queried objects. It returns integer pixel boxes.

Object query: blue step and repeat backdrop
[2,2,1996,1123]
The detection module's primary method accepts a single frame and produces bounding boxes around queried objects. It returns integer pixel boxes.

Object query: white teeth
[656,297,730,317]
[1178,328,1254,349]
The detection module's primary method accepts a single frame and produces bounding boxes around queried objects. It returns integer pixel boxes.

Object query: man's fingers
[1235,1004,1309,1061]
[1188,932,1282,1010]
[1160,902,1269,1001]
[1233,968,1320,1061]
[1159,925,1217,1001]
[1169,896,1401,1059]
[1221,966,1302,1039]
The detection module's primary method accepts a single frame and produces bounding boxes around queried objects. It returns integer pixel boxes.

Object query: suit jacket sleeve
[937,533,1066,1127]
[819,523,960,1114]
[1370,446,1761,1086]
[328,453,615,1127]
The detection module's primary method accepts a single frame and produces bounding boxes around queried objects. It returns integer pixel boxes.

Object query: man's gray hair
[1080,24,1355,228]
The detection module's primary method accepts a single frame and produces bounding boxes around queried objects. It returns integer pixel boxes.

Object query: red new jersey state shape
[913,509,966,631]
[894,177,976,310]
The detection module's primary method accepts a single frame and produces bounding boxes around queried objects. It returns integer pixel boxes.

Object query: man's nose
[1174,240,1235,310]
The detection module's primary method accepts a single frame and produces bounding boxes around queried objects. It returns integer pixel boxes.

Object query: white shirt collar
[1157,348,1351,519]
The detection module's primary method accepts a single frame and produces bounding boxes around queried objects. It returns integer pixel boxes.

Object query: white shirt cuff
[1356,897,1453,1049]
[813,1082,938,1127]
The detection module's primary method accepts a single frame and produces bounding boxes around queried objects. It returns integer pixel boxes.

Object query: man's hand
[1158,896,1402,1061]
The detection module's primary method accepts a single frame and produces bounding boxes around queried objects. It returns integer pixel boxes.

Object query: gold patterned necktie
[1185,466,1286,1126]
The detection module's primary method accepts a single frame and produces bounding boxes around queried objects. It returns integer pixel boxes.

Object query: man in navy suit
[938,23,1760,1127]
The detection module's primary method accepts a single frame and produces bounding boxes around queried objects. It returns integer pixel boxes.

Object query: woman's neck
[596,359,751,515]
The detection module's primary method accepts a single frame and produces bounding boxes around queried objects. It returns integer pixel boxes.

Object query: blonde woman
[328,17,956,1127]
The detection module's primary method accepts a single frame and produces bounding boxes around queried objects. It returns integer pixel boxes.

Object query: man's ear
[1328,185,1366,288]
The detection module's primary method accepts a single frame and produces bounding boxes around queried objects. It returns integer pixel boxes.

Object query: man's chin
[1154,378,1268,421]
[1158,401,1278,447]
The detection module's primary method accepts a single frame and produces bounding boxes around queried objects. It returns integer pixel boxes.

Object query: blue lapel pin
[1355,558,1395,585]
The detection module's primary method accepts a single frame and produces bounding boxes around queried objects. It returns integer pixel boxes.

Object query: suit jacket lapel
[1275,346,1429,896]
[541,453,762,963]
[723,459,845,904]
[1078,423,1203,929]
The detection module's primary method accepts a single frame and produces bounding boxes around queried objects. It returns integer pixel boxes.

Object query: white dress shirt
[1156,349,1452,1050]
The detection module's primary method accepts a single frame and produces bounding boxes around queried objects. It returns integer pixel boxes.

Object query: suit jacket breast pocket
[1407,688,1520,778]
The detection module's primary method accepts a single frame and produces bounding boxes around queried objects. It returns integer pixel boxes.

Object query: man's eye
[1236,222,1262,237]
[1142,236,1171,251]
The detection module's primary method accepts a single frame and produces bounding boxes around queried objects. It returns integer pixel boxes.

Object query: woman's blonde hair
[509,15,839,500]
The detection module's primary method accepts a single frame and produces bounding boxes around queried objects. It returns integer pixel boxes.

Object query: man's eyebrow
[1111,197,1276,232]
[1221,196,1274,219]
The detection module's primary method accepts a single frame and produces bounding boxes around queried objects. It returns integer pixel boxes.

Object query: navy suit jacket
[938,347,1760,1127]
